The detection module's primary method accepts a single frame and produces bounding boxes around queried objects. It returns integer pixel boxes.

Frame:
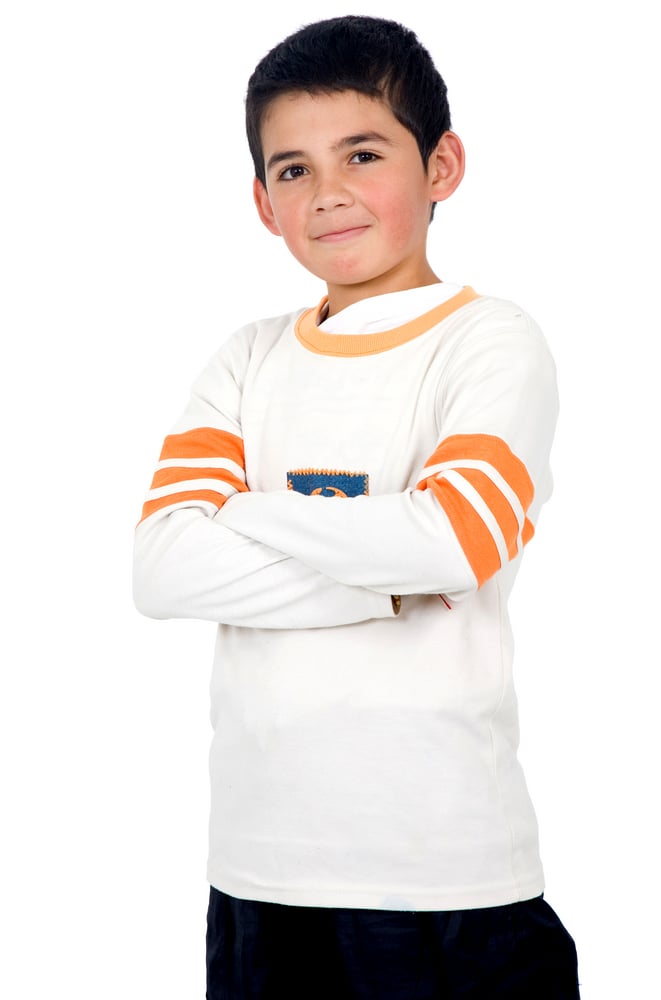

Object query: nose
[311,169,354,212]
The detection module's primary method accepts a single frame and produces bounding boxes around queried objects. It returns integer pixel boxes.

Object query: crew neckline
[294,286,479,357]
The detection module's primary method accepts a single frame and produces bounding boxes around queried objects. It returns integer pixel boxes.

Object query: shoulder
[434,293,559,424]
[194,306,308,387]
[448,293,556,371]
[458,293,547,337]
[220,306,308,355]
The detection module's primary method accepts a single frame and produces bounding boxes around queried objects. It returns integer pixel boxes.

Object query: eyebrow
[265,132,394,173]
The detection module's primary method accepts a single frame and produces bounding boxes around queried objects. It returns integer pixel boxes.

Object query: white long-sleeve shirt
[134,282,558,910]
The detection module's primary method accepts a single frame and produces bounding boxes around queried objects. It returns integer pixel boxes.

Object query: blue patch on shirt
[287,470,369,498]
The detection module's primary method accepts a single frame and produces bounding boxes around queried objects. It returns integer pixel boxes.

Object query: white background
[1,2,658,997]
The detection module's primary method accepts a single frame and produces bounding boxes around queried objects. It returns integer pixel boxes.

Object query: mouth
[314,225,369,243]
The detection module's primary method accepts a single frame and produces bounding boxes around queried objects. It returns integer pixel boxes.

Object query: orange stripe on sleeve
[417,433,536,587]
[159,427,245,466]
[140,489,237,522]
[150,466,247,494]
[139,427,248,524]
[458,468,521,561]
[426,478,501,587]
[422,434,534,511]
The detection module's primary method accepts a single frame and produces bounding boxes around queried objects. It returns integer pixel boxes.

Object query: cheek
[375,188,428,245]
[267,194,304,242]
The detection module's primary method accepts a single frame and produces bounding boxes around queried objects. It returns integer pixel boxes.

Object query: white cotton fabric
[134,285,558,911]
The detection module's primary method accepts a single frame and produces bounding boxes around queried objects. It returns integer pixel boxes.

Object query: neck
[325,265,441,317]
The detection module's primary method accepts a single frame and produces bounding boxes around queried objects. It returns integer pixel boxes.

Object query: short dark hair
[245,16,452,186]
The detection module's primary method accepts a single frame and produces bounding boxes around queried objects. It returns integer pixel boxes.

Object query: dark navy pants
[206,887,580,999]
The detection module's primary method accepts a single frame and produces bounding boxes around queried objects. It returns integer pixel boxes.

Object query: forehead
[260,89,406,154]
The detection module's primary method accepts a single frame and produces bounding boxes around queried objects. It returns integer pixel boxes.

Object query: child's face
[253,89,462,314]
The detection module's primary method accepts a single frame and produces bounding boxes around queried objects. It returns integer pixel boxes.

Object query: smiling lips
[313,225,370,243]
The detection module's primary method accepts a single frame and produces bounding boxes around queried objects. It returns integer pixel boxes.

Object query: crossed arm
[133,310,558,628]
[133,504,396,629]
[133,335,396,629]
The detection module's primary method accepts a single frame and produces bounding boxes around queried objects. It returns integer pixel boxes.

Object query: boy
[134,15,580,999]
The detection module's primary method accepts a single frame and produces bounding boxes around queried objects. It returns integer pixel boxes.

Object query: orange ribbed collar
[294,286,479,357]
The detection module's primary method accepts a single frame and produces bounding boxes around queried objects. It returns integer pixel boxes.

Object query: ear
[428,131,465,204]
[253,177,282,236]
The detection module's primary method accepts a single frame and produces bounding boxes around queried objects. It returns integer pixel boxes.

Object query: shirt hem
[206,869,546,912]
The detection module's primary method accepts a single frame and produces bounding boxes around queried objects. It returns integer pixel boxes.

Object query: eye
[349,151,380,164]
[278,164,308,181]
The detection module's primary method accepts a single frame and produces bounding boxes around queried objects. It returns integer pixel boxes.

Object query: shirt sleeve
[133,330,395,628]
[218,305,559,598]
